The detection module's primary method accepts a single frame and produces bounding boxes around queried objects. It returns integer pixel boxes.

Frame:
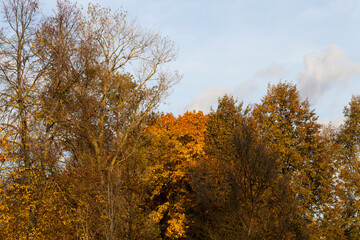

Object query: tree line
[0,0,360,239]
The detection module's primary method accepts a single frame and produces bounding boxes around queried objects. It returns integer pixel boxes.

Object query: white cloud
[235,80,259,99]
[298,44,360,101]
[255,64,285,78]
[186,86,228,112]
[233,63,285,102]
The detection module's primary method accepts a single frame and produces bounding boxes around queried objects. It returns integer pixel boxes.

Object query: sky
[44,0,360,125]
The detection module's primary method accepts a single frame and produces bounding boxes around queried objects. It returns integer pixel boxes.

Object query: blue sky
[44,0,360,125]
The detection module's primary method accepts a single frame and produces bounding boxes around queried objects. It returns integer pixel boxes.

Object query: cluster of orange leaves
[145,111,208,238]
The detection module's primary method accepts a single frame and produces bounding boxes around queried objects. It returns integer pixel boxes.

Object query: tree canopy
[0,1,359,240]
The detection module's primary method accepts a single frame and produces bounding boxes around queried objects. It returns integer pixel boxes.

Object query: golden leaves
[145,111,208,238]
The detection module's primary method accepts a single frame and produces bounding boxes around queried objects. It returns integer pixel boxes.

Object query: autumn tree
[0,0,179,238]
[144,111,208,239]
[316,124,347,240]
[337,95,360,239]
[204,95,248,162]
[37,2,178,239]
[0,0,351,239]
[252,82,339,239]
[189,95,300,239]
[0,0,51,238]
[188,95,246,239]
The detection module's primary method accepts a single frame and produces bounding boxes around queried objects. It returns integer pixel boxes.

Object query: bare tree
[36,2,179,239]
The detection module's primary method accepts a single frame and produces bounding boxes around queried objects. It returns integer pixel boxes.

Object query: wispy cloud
[187,63,286,113]
[235,80,259,99]
[186,86,228,112]
[255,63,285,78]
[235,63,285,101]
[298,44,360,101]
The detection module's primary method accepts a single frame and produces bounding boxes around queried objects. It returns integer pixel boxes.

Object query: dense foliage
[0,0,360,239]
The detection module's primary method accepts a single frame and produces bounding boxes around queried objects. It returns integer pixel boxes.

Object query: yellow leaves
[150,203,187,238]
[166,213,187,239]
[150,202,170,223]
[0,166,80,239]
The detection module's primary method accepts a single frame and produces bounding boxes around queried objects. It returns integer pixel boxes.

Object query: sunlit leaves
[145,111,208,238]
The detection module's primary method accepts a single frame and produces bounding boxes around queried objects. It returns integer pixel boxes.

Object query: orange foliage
[145,111,208,238]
